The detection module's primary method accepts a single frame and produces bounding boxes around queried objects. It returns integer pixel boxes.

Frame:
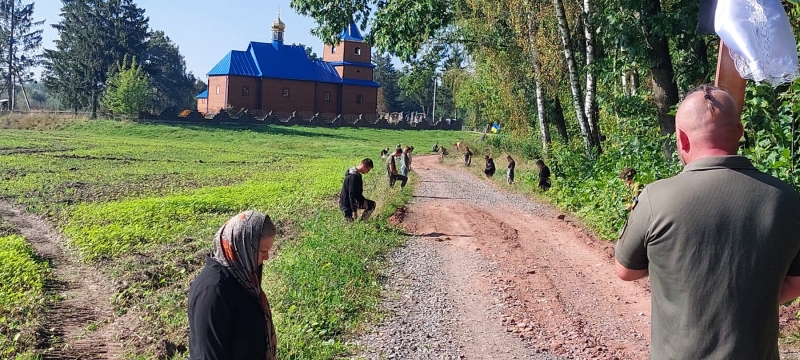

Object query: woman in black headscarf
[188,210,278,360]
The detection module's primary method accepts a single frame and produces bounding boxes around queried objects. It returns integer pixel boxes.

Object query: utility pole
[7,0,14,111]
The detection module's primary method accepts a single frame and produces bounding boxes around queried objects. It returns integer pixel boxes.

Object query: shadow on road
[412,195,471,200]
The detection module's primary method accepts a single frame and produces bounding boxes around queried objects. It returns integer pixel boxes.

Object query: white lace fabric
[715,0,799,86]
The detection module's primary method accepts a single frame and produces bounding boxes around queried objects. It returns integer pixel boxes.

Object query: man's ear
[736,122,744,141]
[678,129,690,153]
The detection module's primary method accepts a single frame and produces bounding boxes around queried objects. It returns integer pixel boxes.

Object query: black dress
[484,159,496,177]
[538,165,551,191]
[188,258,268,360]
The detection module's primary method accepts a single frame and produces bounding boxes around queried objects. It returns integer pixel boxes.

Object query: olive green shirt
[616,156,800,360]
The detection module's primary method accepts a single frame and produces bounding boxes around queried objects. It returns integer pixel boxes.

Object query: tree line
[292,0,800,155]
[42,0,203,118]
[292,0,800,239]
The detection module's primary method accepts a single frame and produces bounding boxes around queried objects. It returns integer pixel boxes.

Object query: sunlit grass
[0,119,464,358]
[0,235,50,359]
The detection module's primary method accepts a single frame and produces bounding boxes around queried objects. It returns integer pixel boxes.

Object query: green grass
[0,235,50,359]
[0,119,465,358]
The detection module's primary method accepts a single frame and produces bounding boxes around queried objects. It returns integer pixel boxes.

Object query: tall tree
[44,0,149,118]
[398,51,438,114]
[524,1,551,153]
[553,0,593,155]
[43,0,96,113]
[0,0,43,110]
[641,0,679,157]
[144,30,194,111]
[373,53,401,113]
[578,0,601,152]
[291,0,454,61]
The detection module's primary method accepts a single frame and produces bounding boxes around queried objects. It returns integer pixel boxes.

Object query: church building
[197,12,380,117]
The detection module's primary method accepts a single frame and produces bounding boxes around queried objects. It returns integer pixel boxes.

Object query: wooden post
[715,40,747,115]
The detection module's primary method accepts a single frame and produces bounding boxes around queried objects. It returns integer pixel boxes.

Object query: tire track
[0,201,123,359]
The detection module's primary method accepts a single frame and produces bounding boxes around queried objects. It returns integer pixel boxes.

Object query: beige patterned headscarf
[211,210,277,360]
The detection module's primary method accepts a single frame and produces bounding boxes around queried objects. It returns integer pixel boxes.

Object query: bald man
[615,84,800,360]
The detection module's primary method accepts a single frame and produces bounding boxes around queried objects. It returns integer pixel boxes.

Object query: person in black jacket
[339,158,375,222]
[536,159,551,191]
[483,155,496,177]
[188,210,278,360]
[506,155,516,184]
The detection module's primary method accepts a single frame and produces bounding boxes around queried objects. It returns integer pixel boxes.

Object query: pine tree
[144,30,194,111]
[43,0,149,118]
[0,0,43,110]
[373,53,400,113]
[43,0,96,113]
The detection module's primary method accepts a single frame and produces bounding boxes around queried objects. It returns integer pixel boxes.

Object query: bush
[102,57,152,118]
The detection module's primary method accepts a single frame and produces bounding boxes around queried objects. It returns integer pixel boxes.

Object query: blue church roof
[340,21,364,41]
[206,39,379,88]
[208,50,261,77]
[196,90,208,99]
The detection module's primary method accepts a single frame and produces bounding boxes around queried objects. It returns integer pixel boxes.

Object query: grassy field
[0,233,50,359]
[0,119,465,358]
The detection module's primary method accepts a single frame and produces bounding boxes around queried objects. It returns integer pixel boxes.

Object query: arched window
[331,47,336,54]
[355,47,361,55]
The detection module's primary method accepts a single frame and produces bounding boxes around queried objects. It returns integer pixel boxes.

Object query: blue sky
[36,0,342,80]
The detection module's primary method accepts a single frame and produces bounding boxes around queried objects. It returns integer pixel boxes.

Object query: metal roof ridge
[207,51,234,75]
[246,42,263,76]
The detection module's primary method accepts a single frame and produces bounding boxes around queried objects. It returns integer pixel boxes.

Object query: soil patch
[387,205,407,227]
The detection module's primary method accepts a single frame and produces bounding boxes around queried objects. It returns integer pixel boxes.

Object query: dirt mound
[388,205,407,226]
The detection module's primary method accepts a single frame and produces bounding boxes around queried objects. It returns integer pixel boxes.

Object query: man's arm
[615,260,648,281]
[350,175,366,205]
[779,276,800,304]
[615,188,652,281]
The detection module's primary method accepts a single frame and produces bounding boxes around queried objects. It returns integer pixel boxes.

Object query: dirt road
[357,155,652,359]
[0,201,125,359]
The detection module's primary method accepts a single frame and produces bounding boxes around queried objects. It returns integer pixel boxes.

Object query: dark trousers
[388,173,408,188]
[343,199,376,222]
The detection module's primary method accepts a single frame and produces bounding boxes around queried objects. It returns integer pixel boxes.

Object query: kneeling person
[339,158,376,222]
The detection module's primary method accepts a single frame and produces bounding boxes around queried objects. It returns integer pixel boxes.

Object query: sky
[36,0,348,81]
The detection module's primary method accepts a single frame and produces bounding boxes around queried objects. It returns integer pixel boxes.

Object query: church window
[355,47,361,55]
[331,47,336,54]
[216,86,220,95]
[283,88,290,97]
[356,94,363,104]
[242,86,249,96]
[324,91,331,102]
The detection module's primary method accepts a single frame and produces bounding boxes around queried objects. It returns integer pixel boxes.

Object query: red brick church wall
[262,79,315,113]
[315,83,340,114]
[226,76,259,111]
[340,85,377,116]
